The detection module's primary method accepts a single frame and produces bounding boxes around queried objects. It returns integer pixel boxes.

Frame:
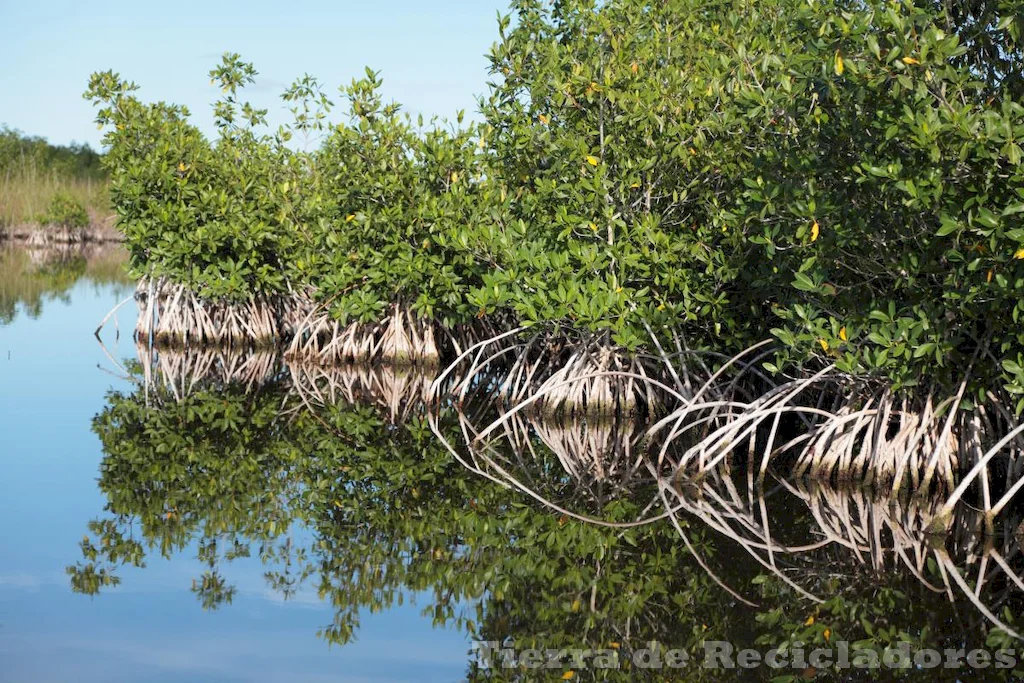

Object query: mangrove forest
[65,0,1024,678]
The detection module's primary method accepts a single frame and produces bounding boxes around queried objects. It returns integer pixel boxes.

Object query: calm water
[0,247,468,682]
[2,244,1024,682]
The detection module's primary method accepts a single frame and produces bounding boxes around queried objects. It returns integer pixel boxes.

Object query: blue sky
[0,0,508,149]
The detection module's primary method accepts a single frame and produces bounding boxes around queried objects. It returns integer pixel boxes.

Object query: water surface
[2,243,1024,683]
[0,246,469,682]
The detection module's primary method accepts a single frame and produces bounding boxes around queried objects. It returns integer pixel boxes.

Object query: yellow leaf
[631,62,639,74]
[571,598,581,612]
[805,615,815,626]
[810,220,820,242]
[281,181,290,194]
[177,162,186,173]
[902,56,920,65]
[589,222,598,232]
[630,182,640,189]
[1015,248,1024,259]
[657,303,665,311]
[608,642,621,649]
[586,155,600,166]
[450,171,458,183]
[346,214,356,222]
[562,672,575,680]
[615,286,623,293]
[824,628,832,642]
[987,269,994,282]
[818,338,829,352]
[477,137,486,149]
[834,52,844,75]
[538,113,550,125]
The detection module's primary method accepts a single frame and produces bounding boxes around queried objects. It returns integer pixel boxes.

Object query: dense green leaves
[40,191,89,229]
[87,0,1024,400]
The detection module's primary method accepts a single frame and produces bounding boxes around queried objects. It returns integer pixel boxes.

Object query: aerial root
[134,277,283,347]
[285,303,438,365]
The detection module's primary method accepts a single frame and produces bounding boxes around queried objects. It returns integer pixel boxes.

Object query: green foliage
[86,0,1024,399]
[753,572,1024,681]
[476,0,1024,393]
[0,126,104,179]
[84,62,301,299]
[40,191,89,229]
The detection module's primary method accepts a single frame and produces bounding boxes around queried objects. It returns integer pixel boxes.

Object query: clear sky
[0,0,509,149]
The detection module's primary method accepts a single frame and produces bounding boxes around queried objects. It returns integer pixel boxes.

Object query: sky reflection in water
[0,271,469,683]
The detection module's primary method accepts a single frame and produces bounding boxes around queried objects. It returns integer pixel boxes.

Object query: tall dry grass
[0,164,108,229]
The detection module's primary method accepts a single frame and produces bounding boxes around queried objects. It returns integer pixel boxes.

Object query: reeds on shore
[0,165,109,233]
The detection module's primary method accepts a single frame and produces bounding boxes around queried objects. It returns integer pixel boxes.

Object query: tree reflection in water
[70,344,1024,681]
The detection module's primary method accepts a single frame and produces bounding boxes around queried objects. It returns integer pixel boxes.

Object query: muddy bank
[0,210,122,244]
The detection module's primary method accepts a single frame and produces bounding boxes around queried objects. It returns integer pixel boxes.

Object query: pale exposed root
[25,225,87,245]
[133,343,283,400]
[791,388,962,496]
[649,347,1024,503]
[287,360,435,422]
[134,277,284,347]
[95,295,133,337]
[659,364,843,479]
[428,326,523,392]
[425,327,675,512]
[665,461,1024,638]
[533,339,657,420]
[436,313,519,357]
[531,415,639,484]
[285,303,438,365]
[283,309,378,362]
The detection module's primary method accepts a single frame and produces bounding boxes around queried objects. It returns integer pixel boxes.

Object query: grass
[0,164,108,229]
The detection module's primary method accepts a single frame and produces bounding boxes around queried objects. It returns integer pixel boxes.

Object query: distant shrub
[41,192,90,229]
[0,126,105,180]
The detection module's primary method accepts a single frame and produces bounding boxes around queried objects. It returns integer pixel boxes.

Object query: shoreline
[0,213,123,244]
